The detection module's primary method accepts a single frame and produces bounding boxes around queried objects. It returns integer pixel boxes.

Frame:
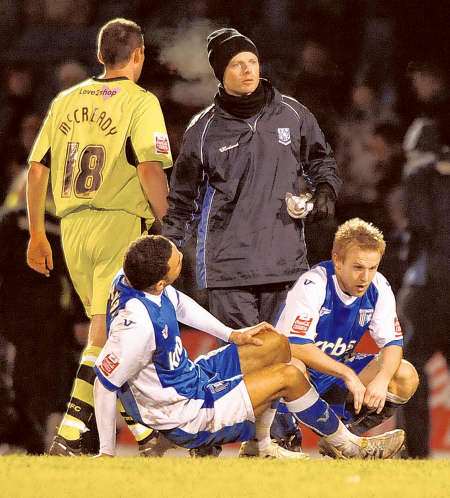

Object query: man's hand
[229,329,263,346]
[27,234,53,277]
[309,183,336,222]
[229,321,277,346]
[363,375,390,414]
[343,370,366,414]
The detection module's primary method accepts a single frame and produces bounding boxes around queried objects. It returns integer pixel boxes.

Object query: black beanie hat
[207,28,259,83]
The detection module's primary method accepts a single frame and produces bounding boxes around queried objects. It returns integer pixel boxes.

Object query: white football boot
[319,429,405,459]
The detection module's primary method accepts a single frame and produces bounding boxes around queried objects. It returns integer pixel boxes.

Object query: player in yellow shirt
[26,18,172,455]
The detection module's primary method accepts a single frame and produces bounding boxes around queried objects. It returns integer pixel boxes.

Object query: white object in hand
[285,192,314,219]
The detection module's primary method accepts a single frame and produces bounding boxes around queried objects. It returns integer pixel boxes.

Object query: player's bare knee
[392,359,419,398]
[402,360,419,393]
[281,364,304,389]
[87,330,106,348]
[258,330,290,362]
[290,356,307,374]
[272,332,291,363]
[88,315,107,347]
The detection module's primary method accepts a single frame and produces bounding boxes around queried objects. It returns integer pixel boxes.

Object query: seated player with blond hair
[272,218,419,458]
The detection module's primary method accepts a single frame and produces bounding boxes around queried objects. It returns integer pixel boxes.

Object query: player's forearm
[93,378,118,456]
[26,162,49,235]
[137,161,169,220]
[291,343,355,380]
[376,345,403,383]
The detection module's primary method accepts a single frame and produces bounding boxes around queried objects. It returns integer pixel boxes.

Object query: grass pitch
[0,457,448,498]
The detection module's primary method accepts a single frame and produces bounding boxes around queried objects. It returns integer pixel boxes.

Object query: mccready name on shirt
[58,105,118,137]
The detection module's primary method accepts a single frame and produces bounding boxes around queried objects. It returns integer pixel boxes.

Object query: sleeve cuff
[94,366,120,392]
[383,339,404,348]
[137,157,172,169]
[288,337,315,345]
[29,148,51,167]
[224,328,233,342]
[216,327,232,343]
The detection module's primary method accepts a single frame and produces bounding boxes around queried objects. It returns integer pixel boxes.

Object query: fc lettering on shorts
[154,132,170,154]
[99,353,120,376]
[394,317,403,338]
[290,314,312,336]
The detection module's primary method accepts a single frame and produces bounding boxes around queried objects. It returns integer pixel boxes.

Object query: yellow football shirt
[29,77,172,220]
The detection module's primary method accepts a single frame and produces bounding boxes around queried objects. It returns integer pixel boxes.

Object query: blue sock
[284,387,340,436]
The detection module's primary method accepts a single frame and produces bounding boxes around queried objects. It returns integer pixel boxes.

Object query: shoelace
[361,440,385,459]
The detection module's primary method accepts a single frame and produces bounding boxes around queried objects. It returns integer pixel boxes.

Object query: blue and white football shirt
[276,260,403,359]
[95,271,234,430]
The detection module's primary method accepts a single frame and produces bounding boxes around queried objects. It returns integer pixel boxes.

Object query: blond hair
[332,218,386,259]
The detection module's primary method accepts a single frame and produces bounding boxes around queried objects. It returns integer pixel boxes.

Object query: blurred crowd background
[0,0,449,456]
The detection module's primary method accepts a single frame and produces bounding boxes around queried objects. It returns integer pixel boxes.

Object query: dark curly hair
[97,18,143,67]
[123,235,173,291]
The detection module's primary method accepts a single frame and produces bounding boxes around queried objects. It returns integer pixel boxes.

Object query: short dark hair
[123,235,173,291]
[97,18,143,67]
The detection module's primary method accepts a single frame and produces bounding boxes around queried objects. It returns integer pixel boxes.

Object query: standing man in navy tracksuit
[163,28,341,453]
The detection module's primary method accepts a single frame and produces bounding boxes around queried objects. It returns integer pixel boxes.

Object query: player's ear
[332,251,342,270]
[153,279,165,293]
[133,46,143,64]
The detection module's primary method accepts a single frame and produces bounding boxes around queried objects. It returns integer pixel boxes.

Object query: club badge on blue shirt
[358,308,374,327]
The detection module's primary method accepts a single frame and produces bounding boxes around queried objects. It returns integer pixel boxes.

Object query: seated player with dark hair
[93,235,405,459]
